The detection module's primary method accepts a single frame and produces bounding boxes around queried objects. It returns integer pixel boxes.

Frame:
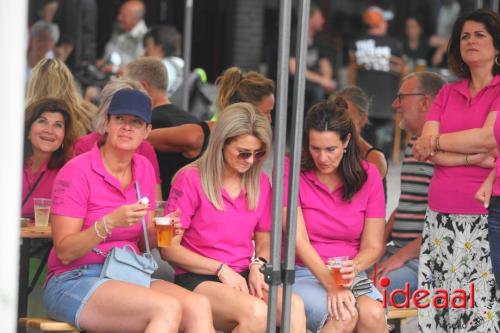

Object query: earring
[61,143,64,149]
[343,148,347,153]
[496,55,500,66]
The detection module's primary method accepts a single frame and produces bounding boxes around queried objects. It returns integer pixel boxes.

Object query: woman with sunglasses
[283,98,387,333]
[162,103,306,333]
[44,88,215,332]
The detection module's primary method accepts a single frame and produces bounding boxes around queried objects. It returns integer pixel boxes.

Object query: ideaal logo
[379,277,475,309]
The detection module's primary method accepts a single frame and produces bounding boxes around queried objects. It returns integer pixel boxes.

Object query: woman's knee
[324,313,358,333]
[242,298,267,329]
[151,294,182,320]
[184,293,212,317]
[358,301,385,326]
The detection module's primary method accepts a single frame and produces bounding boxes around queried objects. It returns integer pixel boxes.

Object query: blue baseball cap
[108,89,152,123]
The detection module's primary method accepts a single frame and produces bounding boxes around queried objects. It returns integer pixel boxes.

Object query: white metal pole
[0,0,27,331]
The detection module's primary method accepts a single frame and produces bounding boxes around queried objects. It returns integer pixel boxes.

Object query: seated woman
[285,99,387,333]
[162,103,306,333]
[22,98,77,219]
[73,77,163,200]
[44,88,214,332]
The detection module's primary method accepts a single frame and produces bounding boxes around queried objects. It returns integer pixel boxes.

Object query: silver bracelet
[94,220,107,240]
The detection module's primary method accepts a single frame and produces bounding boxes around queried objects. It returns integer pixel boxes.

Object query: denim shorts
[293,265,382,333]
[43,264,110,329]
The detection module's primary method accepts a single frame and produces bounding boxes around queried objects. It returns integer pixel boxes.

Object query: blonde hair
[215,67,275,113]
[191,102,272,210]
[26,58,97,137]
[94,77,148,134]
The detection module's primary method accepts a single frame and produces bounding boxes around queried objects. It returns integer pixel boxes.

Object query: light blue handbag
[97,181,158,287]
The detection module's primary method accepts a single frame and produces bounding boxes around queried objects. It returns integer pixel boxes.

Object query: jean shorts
[293,265,383,333]
[43,264,109,329]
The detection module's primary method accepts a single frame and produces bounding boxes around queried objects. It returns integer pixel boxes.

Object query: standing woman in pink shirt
[44,89,215,332]
[22,98,77,219]
[285,99,387,333]
[163,103,306,333]
[413,9,499,332]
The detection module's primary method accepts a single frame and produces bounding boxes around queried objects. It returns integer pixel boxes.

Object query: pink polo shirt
[427,76,500,214]
[74,132,161,184]
[21,160,60,219]
[283,158,385,266]
[166,166,272,274]
[47,145,156,278]
[492,111,500,196]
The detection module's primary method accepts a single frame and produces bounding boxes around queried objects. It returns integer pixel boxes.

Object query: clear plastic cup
[33,198,51,227]
[155,216,174,247]
[327,256,349,285]
[155,201,167,218]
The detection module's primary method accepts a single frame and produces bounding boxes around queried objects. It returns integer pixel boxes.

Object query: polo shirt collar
[90,144,140,191]
[303,168,343,194]
[453,74,500,99]
[24,158,49,176]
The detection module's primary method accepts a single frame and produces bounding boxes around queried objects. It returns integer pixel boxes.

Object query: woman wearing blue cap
[44,87,215,332]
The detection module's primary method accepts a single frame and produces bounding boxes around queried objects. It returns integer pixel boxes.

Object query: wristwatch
[249,256,268,269]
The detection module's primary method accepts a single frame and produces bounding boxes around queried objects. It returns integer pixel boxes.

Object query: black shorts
[175,270,250,291]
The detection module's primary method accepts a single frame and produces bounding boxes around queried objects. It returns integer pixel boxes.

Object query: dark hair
[215,67,275,112]
[302,98,367,201]
[448,9,500,78]
[24,98,75,170]
[143,25,181,57]
[309,2,321,17]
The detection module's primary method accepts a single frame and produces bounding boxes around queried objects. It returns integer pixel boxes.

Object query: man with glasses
[374,72,445,302]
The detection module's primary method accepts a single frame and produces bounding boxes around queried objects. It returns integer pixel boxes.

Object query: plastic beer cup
[155,216,174,247]
[327,256,349,285]
[33,198,51,227]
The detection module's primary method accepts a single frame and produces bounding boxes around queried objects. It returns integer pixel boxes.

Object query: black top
[151,104,202,199]
[352,34,403,72]
[402,36,434,65]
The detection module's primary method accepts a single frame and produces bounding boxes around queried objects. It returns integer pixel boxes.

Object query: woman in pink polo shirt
[286,99,387,333]
[163,103,306,333]
[74,77,163,200]
[413,9,499,332]
[44,89,214,332]
[22,98,77,219]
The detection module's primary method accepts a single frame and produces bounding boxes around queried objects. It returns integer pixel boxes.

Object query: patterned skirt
[418,208,500,332]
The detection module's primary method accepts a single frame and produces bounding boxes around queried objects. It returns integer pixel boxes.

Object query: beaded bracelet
[102,215,112,236]
[94,220,107,240]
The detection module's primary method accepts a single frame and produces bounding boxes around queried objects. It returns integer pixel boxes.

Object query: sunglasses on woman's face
[237,150,266,161]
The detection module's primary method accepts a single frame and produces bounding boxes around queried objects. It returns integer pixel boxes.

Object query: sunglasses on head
[237,150,266,161]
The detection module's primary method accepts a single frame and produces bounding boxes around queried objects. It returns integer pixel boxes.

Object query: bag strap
[134,181,152,256]
[22,170,46,208]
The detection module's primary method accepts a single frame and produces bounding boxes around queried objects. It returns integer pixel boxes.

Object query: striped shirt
[392,137,434,248]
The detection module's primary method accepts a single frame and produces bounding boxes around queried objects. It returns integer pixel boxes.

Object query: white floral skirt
[418,208,500,332]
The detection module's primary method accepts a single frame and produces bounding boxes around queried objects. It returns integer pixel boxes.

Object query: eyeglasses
[396,93,426,102]
[237,150,266,161]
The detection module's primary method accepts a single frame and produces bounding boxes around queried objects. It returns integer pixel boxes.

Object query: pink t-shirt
[492,111,500,196]
[47,145,156,278]
[283,158,385,266]
[426,76,500,214]
[166,167,272,274]
[74,132,161,184]
[21,160,60,219]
